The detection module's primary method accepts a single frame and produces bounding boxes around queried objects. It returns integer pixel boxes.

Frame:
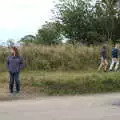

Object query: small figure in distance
[98,45,108,72]
[109,44,119,72]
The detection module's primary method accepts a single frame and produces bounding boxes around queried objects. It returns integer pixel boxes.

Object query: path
[0,93,120,120]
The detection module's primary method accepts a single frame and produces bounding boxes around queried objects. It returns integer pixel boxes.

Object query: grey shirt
[100,48,107,59]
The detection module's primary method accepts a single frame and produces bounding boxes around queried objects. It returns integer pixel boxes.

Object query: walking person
[98,45,108,72]
[6,47,24,95]
[109,44,119,71]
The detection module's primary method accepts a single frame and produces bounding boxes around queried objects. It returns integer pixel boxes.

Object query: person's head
[103,44,107,49]
[11,47,19,56]
[115,44,119,49]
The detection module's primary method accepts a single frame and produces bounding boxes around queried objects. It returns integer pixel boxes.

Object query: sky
[0,0,56,43]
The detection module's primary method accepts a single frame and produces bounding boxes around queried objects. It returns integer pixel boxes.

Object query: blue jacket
[112,48,119,58]
[6,56,24,73]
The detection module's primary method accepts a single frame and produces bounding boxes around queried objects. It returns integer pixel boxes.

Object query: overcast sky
[0,0,56,43]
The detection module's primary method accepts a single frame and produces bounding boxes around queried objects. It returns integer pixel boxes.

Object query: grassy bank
[0,45,117,96]
[1,71,120,95]
[0,44,112,72]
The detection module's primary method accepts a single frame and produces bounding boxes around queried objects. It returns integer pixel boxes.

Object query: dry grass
[0,44,111,72]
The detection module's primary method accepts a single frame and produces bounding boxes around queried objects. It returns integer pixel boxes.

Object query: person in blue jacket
[109,44,119,71]
[6,47,24,94]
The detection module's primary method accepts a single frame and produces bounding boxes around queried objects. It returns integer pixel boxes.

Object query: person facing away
[109,44,119,71]
[98,45,108,72]
[6,47,24,94]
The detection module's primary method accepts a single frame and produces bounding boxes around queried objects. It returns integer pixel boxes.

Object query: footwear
[15,91,20,94]
[9,93,14,97]
[14,91,20,96]
[104,69,108,72]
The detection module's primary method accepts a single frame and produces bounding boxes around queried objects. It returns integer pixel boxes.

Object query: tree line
[14,0,120,45]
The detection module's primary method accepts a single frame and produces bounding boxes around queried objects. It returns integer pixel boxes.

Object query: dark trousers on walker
[9,72,20,93]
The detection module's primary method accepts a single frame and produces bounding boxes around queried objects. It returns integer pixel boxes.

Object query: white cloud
[0,0,55,41]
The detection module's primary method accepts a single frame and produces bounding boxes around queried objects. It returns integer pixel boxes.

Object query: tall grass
[0,44,112,72]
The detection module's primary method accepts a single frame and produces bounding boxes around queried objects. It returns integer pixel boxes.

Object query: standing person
[109,44,119,71]
[6,47,24,95]
[98,45,108,72]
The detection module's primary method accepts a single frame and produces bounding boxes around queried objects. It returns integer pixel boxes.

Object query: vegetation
[0,44,119,96]
[1,0,120,96]
[36,22,63,45]
[1,71,120,96]
[19,0,120,45]
[0,44,112,72]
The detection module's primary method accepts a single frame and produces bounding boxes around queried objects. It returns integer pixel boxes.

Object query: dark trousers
[9,72,20,93]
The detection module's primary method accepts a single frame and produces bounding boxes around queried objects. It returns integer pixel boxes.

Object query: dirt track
[0,93,120,120]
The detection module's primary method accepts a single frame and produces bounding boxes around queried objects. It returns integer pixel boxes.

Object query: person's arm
[19,57,24,70]
[6,57,9,71]
[117,49,120,59]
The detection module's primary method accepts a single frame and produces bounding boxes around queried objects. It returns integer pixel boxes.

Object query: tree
[36,22,62,45]
[20,35,36,45]
[94,0,120,44]
[54,0,120,45]
[7,39,15,47]
[54,0,105,45]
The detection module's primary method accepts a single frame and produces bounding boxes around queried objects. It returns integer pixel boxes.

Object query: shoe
[14,91,20,96]
[15,91,20,94]
[9,93,14,97]
[104,70,107,72]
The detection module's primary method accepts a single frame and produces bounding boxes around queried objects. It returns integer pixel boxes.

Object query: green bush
[23,71,120,95]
